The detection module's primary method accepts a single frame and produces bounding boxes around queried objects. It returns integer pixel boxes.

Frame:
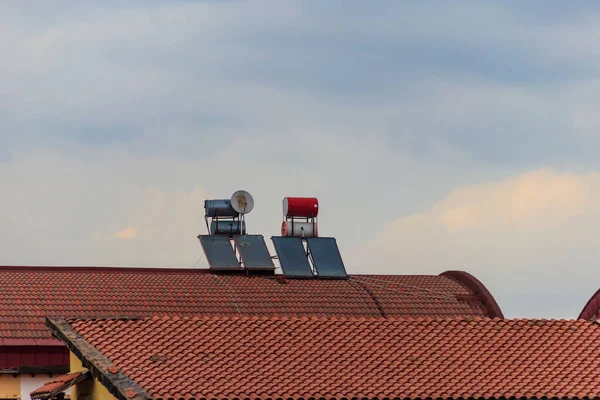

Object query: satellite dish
[231,190,254,214]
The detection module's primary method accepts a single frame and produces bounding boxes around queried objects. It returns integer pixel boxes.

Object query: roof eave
[31,371,91,400]
[45,318,151,400]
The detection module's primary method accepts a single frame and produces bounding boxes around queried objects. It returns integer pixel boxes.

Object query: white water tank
[281,221,318,238]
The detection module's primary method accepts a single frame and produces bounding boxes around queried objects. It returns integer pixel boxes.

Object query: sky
[2,1,600,319]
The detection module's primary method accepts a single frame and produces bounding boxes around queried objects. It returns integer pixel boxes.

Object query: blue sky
[2,1,600,318]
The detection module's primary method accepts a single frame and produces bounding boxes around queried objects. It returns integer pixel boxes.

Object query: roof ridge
[0,266,465,279]
[0,265,217,273]
[62,315,591,324]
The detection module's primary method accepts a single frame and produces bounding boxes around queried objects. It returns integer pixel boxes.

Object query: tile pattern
[30,371,83,399]
[351,275,487,317]
[68,316,600,400]
[0,267,493,339]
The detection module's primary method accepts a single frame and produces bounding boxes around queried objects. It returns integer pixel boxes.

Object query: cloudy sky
[2,1,600,318]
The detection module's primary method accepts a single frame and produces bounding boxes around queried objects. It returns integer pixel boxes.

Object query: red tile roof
[48,316,600,400]
[0,266,501,339]
[30,371,88,399]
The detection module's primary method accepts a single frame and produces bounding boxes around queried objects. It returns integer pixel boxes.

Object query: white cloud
[2,0,600,168]
[435,169,590,232]
[2,1,600,320]
[0,150,213,268]
[350,169,600,318]
[0,125,476,259]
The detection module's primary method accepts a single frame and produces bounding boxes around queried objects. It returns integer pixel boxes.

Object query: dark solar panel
[234,235,274,270]
[198,235,240,270]
[306,237,347,278]
[271,237,313,278]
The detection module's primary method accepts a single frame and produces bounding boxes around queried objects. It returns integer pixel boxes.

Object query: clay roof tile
[0,268,498,339]
[54,316,600,400]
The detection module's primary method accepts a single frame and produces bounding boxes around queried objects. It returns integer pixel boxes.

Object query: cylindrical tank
[205,199,239,218]
[210,220,246,235]
[283,197,319,218]
[281,221,318,238]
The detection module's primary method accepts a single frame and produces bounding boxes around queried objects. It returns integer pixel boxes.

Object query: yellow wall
[0,375,21,399]
[70,353,116,400]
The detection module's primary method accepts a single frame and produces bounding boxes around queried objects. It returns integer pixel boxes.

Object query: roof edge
[579,288,600,320]
[31,371,91,400]
[45,317,151,400]
[0,265,216,273]
[129,397,600,400]
[440,270,504,318]
[0,338,64,346]
[59,315,586,323]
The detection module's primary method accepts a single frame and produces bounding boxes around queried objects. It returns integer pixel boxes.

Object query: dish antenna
[231,190,255,215]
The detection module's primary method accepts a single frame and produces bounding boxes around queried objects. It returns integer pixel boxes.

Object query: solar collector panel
[306,237,347,278]
[198,235,240,270]
[271,236,313,278]
[234,235,274,270]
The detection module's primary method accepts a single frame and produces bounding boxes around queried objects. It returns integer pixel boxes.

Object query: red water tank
[283,197,319,218]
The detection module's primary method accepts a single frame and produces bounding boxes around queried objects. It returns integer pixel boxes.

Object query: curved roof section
[441,270,504,318]
[0,266,502,339]
[579,288,600,320]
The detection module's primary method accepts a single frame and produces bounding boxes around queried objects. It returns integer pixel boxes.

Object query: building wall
[0,346,69,372]
[0,373,60,400]
[0,344,71,400]
[0,375,20,400]
[70,353,115,400]
[20,375,54,400]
